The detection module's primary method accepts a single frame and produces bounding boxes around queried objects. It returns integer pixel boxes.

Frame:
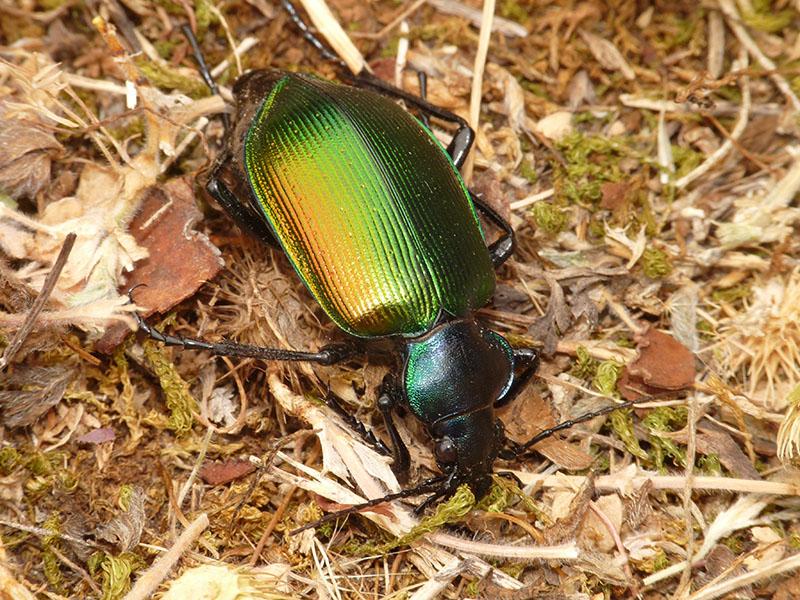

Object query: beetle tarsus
[324,390,392,456]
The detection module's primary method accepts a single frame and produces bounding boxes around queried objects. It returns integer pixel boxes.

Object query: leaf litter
[1,0,800,599]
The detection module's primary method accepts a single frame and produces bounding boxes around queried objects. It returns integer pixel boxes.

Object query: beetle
[135,1,658,530]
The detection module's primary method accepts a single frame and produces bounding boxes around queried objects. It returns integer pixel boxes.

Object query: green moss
[99,552,145,600]
[609,409,648,460]
[356,485,476,555]
[143,339,198,434]
[553,131,632,207]
[652,549,670,571]
[571,345,600,379]
[671,145,704,178]
[698,453,723,476]
[644,406,688,470]
[0,447,22,475]
[119,484,134,511]
[42,513,65,593]
[720,532,744,553]
[154,38,182,60]
[380,36,400,58]
[135,57,209,99]
[533,202,569,233]
[741,8,793,32]
[499,0,530,25]
[640,248,673,279]
[712,284,751,304]
[519,160,539,183]
[593,360,623,397]
[194,0,218,33]
[58,470,79,493]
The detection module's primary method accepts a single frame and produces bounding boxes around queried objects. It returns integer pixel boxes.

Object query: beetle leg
[377,377,411,477]
[206,165,282,248]
[129,286,359,364]
[415,71,431,131]
[181,24,230,129]
[494,347,539,409]
[469,191,516,268]
[280,0,345,66]
[324,389,392,456]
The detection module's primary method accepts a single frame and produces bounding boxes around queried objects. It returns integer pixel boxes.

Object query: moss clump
[143,339,198,435]
[533,202,569,233]
[571,345,600,379]
[593,359,623,396]
[609,408,648,460]
[640,248,673,279]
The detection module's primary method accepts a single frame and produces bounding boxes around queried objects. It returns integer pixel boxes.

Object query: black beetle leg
[180,24,230,129]
[412,471,456,515]
[376,376,411,477]
[514,392,687,456]
[205,162,282,248]
[129,286,358,365]
[469,191,516,268]
[494,347,539,410]
[416,71,431,130]
[323,387,392,457]
[280,0,345,66]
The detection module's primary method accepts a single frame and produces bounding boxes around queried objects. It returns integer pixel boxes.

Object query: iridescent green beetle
[138,3,540,514]
[203,65,540,501]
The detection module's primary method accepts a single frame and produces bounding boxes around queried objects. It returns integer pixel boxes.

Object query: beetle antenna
[290,476,447,535]
[179,24,231,129]
[512,391,687,456]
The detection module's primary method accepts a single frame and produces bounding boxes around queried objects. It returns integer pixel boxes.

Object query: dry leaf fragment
[498,387,595,470]
[77,427,116,444]
[0,108,63,200]
[528,274,572,356]
[626,325,695,392]
[535,111,573,141]
[95,486,145,552]
[0,364,73,428]
[581,493,622,553]
[96,177,223,352]
[600,181,629,210]
[694,422,760,479]
[578,30,635,80]
[199,459,258,486]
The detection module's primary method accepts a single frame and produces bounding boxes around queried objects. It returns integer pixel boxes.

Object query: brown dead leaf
[581,493,622,552]
[622,325,695,400]
[96,177,223,352]
[528,275,573,356]
[600,181,630,210]
[578,29,635,80]
[0,364,73,428]
[774,570,800,600]
[692,421,760,479]
[199,459,258,486]
[0,109,63,200]
[499,387,595,470]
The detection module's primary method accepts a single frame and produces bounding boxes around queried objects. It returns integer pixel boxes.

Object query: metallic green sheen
[243,73,495,338]
[404,322,513,426]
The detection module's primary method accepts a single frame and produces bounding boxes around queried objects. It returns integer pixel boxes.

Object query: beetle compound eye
[434,438,457,463]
